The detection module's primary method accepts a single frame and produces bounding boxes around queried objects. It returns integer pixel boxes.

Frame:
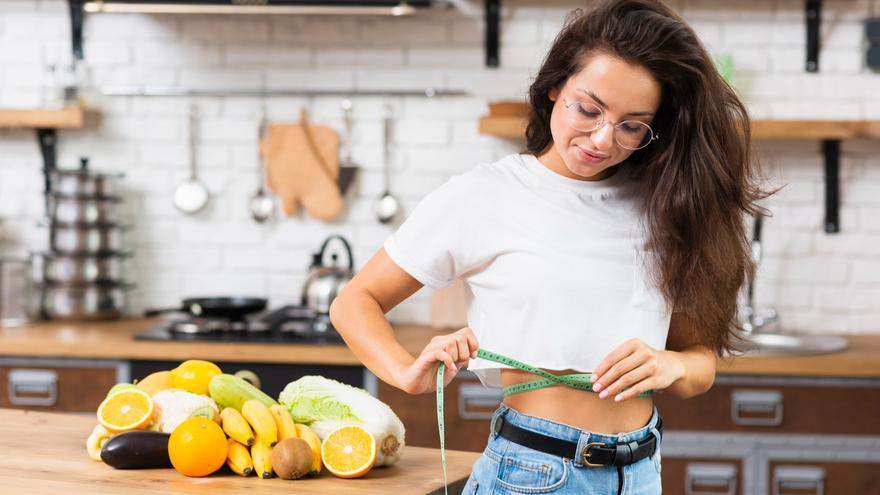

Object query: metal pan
[49,194,122,225]
[144,297,268,320]
[32,251,129,284]
[48,223,128,255]
[39,282,130,321]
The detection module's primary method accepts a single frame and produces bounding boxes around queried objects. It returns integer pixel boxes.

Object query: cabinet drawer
[0,358,126,413]
[654,377,880,435]
[661,458,744,495]
[378,372,498,452]
[768,461,880,495]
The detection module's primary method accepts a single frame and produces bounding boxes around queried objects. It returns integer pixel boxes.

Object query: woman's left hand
[590,338,686,402]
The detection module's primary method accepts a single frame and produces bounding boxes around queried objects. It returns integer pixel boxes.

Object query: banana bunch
[219,399,323,479]
[226,438,254,476]
[86,424,113,462]
[294,423,323,476]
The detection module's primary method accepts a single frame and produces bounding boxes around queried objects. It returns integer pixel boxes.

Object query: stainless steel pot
[39,283,127,321]
[48,223,126,254]
[1,255,37,326]
[51,159,123,197]
[49,195,121,225]
[33,252,127,284]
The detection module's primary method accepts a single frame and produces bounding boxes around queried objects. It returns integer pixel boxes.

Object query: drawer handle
[685,462,738,495]
[773,465,825,495]
[730,389,783,426]
[458,384,502,420]
[8,369,58,407]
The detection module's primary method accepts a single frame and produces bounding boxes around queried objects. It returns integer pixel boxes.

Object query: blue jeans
[461,403,663,495]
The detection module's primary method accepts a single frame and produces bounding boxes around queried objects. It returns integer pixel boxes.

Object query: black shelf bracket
[68,0,85,61]
[485,0,500,67]
[822,139,840,233]
[806,0,821,72]
[37,129,58,217]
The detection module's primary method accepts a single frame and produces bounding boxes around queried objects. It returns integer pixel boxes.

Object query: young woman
[329,0,767,493]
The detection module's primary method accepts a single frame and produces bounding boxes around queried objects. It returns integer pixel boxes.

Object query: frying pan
[144,297,268,319]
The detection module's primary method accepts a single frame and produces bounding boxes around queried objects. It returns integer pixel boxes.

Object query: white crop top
[383,153,672,388]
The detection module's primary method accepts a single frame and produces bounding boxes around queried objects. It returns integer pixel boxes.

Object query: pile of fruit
[86,360,379,480]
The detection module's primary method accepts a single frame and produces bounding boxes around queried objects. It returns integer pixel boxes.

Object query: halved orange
[321,424,377,479]
[97,388,154,433]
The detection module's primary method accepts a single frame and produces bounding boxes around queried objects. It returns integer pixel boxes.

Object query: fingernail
[593,383,603,392]
[591,374,600,382]
[452,363,458,371]
[599,390,609,399]
[614,394,623,402]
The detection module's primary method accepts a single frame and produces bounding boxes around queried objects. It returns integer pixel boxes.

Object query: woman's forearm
[662,344,716,399]
[328,289,416,391]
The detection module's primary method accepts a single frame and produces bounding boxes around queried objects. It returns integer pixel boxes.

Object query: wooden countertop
[2,318,880,377]
[0,408,479,495]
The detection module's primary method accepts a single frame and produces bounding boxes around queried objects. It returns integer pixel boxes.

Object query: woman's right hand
[395,327,479,395]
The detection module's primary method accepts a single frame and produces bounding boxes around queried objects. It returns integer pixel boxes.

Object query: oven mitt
[261,114,343,221]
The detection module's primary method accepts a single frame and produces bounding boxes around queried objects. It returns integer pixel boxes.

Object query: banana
[269,404,298,441]
[250,437,274,479]
[86,424,112,461]
[220,407,255,446]
[242,399,277,447]
[226,438,254,476]
[294,423,322,476]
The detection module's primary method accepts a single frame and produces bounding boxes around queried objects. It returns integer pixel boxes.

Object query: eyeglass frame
[560,95,660,151]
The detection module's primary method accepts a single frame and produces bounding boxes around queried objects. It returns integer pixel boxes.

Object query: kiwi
[270,438,314,480]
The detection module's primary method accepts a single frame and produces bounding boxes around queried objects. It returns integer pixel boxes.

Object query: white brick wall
[1,0,879,334]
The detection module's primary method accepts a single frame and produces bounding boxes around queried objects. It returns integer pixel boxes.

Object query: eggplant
[100,430,172,469]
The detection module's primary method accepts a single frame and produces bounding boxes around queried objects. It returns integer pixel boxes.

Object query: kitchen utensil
[337,99,360,196]
[249,110,276,223]
[143,296,268,319]
[262,109,344,221]
[49,194,121,224]
[48,222,127,254]
[32,251,128,284]
[376,106,399,224]
[51,157,123,197]
[301,235,354,313]
[0,255,36,326]
[174,105,209,214]
[38,282,127,321]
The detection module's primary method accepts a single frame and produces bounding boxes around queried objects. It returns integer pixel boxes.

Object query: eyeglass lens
[566,99,653,150]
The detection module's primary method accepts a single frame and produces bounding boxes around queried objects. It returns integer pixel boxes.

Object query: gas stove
[134,305,345,344]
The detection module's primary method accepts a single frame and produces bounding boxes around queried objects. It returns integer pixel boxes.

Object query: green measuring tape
[436,348,653,495]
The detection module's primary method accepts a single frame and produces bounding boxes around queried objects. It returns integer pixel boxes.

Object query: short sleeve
[383,175,475,290]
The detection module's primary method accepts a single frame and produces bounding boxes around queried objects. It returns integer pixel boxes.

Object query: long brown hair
[525,0,771,357]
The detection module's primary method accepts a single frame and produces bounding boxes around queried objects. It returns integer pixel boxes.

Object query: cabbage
[279,375,405,466]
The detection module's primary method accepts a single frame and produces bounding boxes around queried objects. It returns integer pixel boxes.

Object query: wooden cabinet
[0,358,127,413]
[654,375,880,494]
[662,458,744,495]
[377,370,498,452]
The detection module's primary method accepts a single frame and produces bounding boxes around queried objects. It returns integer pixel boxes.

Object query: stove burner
[136,305,343,344]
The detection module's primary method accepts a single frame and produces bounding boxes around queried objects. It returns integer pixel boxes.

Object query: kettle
[301,235,355,314]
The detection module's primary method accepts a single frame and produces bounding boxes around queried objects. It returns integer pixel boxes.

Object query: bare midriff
[500,367,655,436]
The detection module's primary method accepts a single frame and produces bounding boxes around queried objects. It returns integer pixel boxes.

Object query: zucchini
[100,430,171,469]
[208,373,277,412]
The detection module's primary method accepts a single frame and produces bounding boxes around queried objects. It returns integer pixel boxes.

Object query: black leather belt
[494,415,662,468]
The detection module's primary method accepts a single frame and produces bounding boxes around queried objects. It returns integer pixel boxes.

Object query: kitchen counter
[2,318,880,377]
[0,408,479,495]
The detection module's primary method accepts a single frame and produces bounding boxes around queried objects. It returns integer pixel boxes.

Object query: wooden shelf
[0,106,85,129]
[479,101,880,140]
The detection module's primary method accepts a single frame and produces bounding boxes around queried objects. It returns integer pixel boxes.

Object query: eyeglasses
[561,96,659,150]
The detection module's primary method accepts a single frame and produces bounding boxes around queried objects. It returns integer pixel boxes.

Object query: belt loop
[489,405,505,439]
[647,406,662,451]
[574,433,589,468]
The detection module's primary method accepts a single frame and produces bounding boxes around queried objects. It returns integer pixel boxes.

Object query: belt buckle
[582,442,607,468]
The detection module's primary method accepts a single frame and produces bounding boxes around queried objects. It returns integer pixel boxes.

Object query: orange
[170,360,222,395]
[168,417,228,477]
[135,370,174,396]
[321,425,377,479]
[97,388,154,433]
